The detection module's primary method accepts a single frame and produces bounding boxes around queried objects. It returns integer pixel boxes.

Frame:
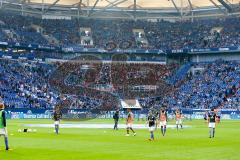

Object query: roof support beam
[76,0,83,19]
[187,0,193,10]
[21,0,25,15]
[0,0,3,8]
[72,0,86,7]
[180,0,183,18]
[209,0,227,14]
[42,0,44,12]
[19,0,42,13]
[0,1,17,11]
[78,0,83,13]
[89,0,129,16]
[105,0,115,6]
[103,0,128,10]
[134,0,137,19]
[43,0,60,14]
[185,0,194,21]
[218,0,232,12]
[88,0,100,16]
[171,0,180,14]
[183,0,193,16]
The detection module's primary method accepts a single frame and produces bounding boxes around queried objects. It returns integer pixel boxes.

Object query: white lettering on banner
[63,47,74,52]
[190,48,211,52]
[158,50,164,53]
[2,55,12,59]
[0,42,8,45]
[172,49,183,53]
[219,48,229,51]
[10,113,51,119]
[42,15,71,20]
[98,49,106,52]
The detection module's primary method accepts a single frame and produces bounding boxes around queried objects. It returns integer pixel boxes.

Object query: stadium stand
[0,11,240,111]
[162,60,240,109]
[0,11,240,50]
[0,59,55,108]
[0,55,239,110]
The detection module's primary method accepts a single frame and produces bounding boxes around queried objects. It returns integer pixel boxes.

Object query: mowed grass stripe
[0,119,239,160]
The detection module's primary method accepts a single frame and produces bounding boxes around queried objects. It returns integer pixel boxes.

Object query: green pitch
[0,119,239,160]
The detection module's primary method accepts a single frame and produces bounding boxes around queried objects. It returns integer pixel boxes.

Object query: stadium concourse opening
[121,99,142,109]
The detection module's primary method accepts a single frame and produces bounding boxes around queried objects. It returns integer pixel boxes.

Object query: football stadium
[0,0,240,159]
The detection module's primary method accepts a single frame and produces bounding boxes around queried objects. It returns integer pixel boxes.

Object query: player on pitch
[208,108,217,138]
[125,108,136,136]
[158,109,167,136]
[113,109,120,130]
[0,103,10,150]
[147,111,156,141]
[175,109,183,130]
[53,105,62,134]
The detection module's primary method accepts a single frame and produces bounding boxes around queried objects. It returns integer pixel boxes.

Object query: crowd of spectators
[0,56,239,111]
[41,19,80,46]
[0,10,240,110]
[49,56,120,110]
[0,13,48,45]
[1,11,240,50]
[0,57,111,110]
[222,86,240,109]
[0,58,55,108]
[68,95,102,110]
[48,54,177,109]
[162,60,240,109]
[111,62,175,99]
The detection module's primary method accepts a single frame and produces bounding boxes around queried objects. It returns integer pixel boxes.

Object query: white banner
[121,99,142,109]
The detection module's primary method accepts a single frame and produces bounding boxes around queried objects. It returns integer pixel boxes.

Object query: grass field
[0,119,239,160]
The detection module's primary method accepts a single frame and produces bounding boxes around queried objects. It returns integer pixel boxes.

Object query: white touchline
[23,124,192,129]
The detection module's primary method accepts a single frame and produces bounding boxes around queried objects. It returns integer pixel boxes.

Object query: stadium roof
[1,0,240,19]
[29,0,240,9]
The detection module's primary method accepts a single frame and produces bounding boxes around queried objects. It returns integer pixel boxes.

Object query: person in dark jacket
[147,111,156,141]
[113,110,119,130]
[208,108,217,138]
[53,105,62,134]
